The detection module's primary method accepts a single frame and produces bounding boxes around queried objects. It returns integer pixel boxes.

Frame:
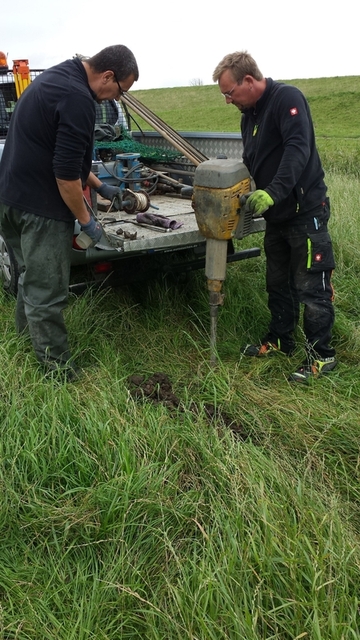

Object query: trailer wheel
[0,231,19,296]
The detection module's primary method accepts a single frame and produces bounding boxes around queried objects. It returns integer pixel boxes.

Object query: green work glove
[246,190,274,216]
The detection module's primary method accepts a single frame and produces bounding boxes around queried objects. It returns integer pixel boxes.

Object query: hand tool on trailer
[116,220,171,234]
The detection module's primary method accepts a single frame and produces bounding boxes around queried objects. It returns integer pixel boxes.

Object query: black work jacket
[241,78,327,223]
[0,58,96,221]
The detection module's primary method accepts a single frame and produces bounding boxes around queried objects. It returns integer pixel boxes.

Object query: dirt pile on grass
[127,372,249,439]
[128,372,180,408]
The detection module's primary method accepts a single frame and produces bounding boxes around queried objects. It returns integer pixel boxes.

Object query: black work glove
[80,217,103,244]
[96,183,122,209]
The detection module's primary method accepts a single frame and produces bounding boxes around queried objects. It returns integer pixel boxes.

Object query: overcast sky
[2,0,358,90]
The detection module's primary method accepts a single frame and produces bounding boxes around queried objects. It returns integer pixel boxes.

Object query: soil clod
[127,372,250,439]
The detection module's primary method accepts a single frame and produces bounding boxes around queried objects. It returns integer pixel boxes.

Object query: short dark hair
[88,45,139,82]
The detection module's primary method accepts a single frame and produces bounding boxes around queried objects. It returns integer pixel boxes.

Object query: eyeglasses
[222,82,238,99]
[112,71,126,97]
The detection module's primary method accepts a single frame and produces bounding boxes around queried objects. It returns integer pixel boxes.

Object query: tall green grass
[1,178,360,638]
[1,82,360,638]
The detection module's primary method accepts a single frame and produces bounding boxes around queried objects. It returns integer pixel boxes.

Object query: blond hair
[213,51,263,83]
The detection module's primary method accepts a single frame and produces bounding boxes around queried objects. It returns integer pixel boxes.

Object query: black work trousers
[0,205,74,368]
[264,201,335,359]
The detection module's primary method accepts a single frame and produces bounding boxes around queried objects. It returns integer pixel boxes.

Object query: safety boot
[289,357,337,383]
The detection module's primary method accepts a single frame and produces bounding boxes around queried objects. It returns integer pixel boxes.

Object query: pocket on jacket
[307,232,335,272]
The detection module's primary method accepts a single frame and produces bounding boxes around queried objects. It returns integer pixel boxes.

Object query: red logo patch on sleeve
[290,107,298,116]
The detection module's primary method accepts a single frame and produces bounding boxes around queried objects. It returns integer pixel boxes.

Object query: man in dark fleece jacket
[0,45,138,380]
[213,51,336,383]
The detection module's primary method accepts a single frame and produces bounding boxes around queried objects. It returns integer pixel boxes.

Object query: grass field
[0,77,360,639]
[130,76,360,176]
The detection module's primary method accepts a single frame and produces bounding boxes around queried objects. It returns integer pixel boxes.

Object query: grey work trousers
[0,204,74,368]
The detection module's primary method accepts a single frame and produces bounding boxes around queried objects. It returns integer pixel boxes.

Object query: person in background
[0,45,139,380]
[213,51,336,383]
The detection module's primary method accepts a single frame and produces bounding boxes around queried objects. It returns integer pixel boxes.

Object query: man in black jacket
[213,51,336,382]
[0,45,138,380]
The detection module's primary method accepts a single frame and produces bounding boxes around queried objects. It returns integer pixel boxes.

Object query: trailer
[0,59,266,299]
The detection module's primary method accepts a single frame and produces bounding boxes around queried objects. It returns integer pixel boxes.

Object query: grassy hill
[130,76,360,174]
[131,76,360,134]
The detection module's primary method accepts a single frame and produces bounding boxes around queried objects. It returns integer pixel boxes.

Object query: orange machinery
[12,59,31,98]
